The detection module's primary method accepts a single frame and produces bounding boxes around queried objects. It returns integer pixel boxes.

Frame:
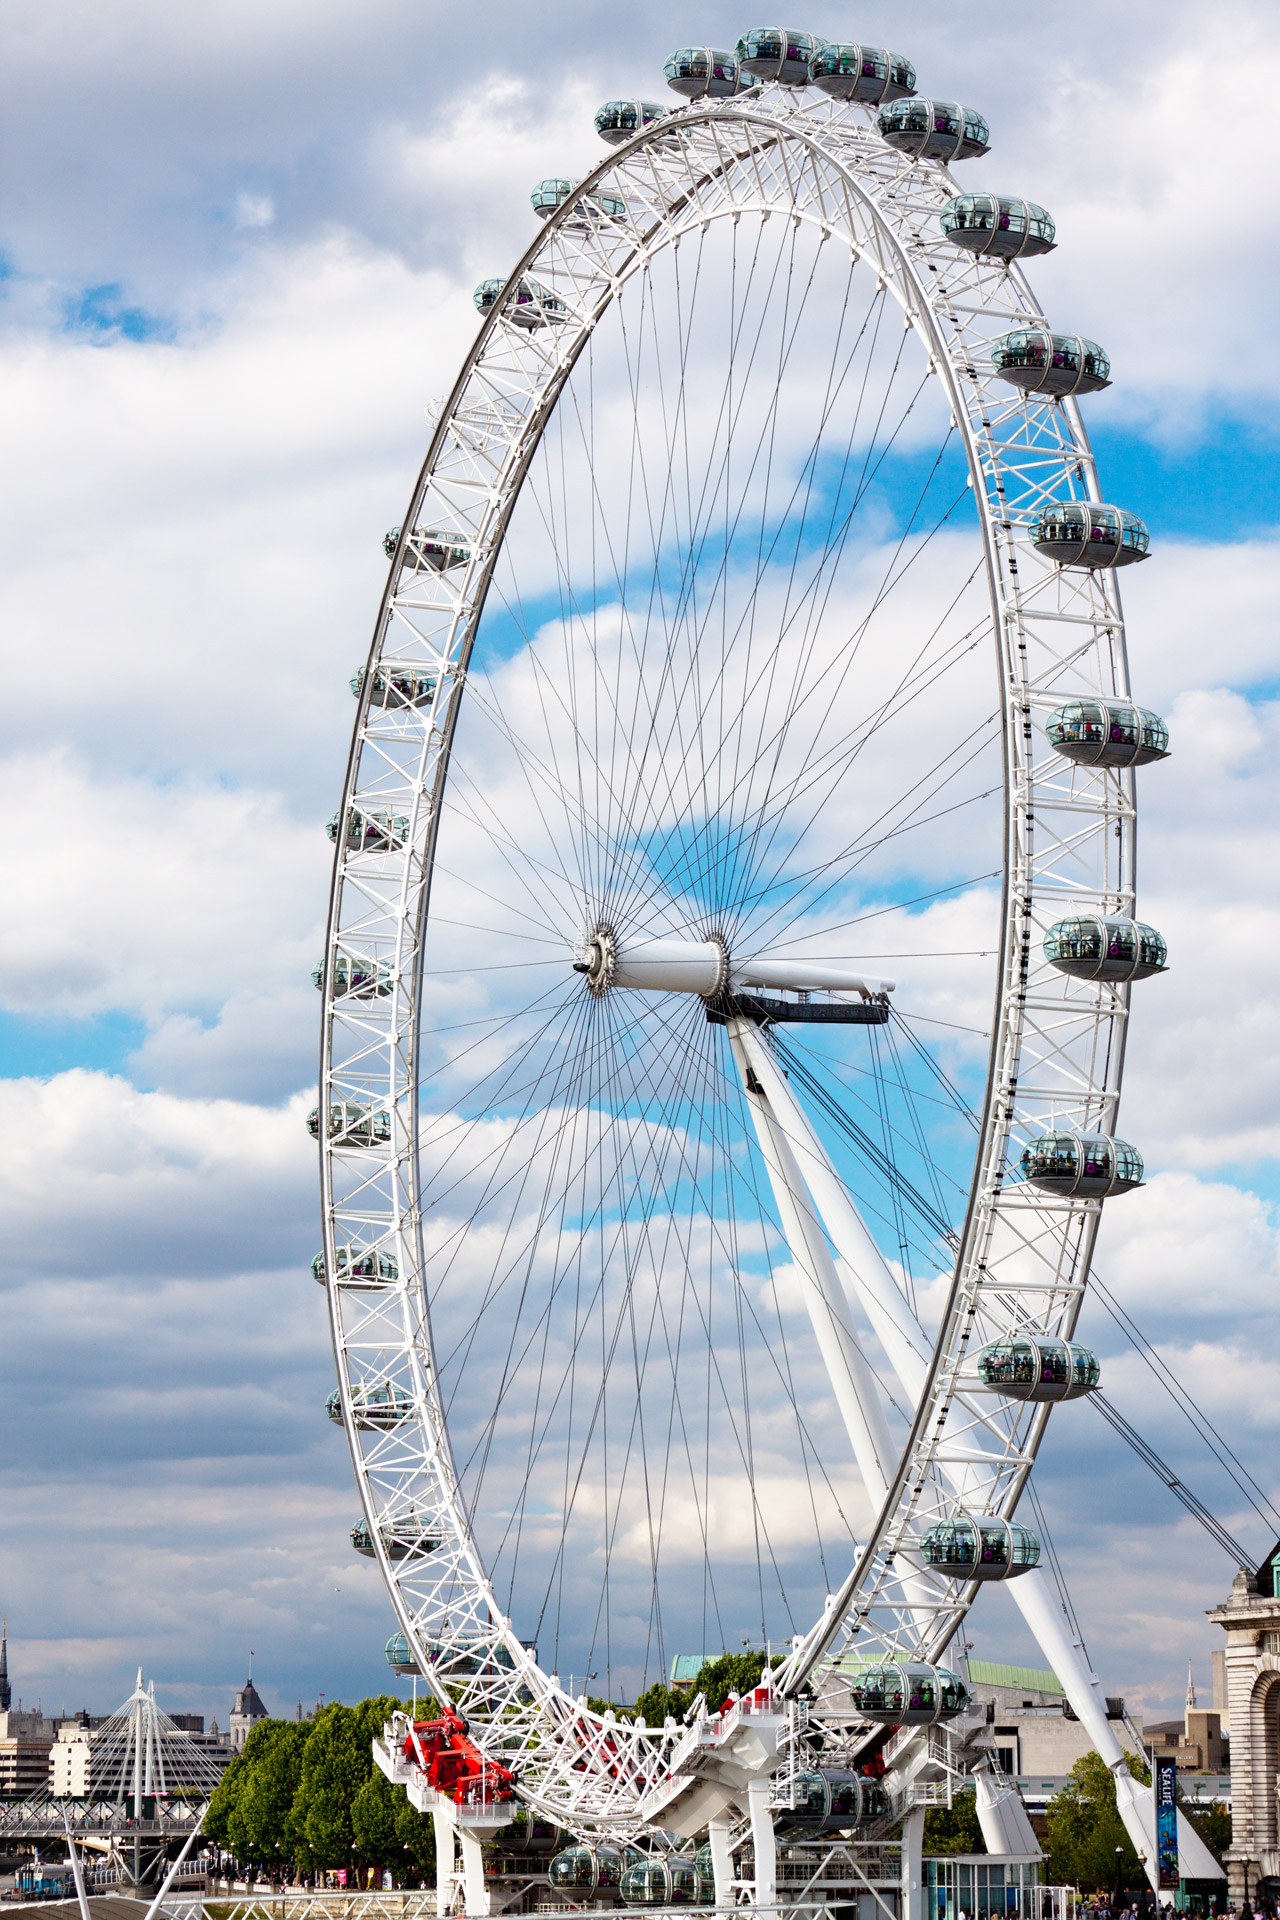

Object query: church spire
[0,1619,11,1713]
[1186,1657,1197,1711]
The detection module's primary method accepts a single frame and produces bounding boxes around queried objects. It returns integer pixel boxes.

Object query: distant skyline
[3,0,1280,1725]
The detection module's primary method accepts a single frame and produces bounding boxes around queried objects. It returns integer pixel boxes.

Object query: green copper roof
[967,1659,1063,1694]
[670,1653,714,1682]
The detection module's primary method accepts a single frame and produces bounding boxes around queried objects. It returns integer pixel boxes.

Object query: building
[0,1631,60,1798]
[1208,1555,1280,1904]
[1143,1662,1229,1775]
[229,1678,268,1752]
[668,1655,712,1692]
[0,1707,58,1797]
[961,1660,1146,1802]
[49,1707,230,1796]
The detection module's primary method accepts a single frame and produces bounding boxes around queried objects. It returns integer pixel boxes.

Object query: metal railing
[168,1905,872,1920]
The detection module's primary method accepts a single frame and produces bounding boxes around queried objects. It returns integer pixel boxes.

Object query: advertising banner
[1155,1756,1180,1890]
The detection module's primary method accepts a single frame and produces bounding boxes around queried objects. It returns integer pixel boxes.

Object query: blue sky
[3,0,1280,1730]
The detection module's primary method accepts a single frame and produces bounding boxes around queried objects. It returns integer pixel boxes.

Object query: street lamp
[1115,1846,1126,1914]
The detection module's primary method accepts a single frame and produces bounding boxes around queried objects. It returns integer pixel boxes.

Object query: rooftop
[966,1660,1064,1695]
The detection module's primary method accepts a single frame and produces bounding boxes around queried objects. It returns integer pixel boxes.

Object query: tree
[351,1771,404,1874]
[234,1722,309,1868]
[629,1650,784,1727]
[290,1705,371,1869]
[1184,1800,1231,1866]
[205,1720,308,1872]
[924,1788,986,1855]
[395,1794,437,1882]
[1045,1751,1148,1891]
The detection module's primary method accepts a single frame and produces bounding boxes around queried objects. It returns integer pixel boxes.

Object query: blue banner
[1155,1756,1180,1890]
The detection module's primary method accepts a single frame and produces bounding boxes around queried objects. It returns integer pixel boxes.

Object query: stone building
[962,1660,1145,1795]
[229,1677,268,1752]
[1208,1557,1280,1904]
[1143,1662,1229,1775]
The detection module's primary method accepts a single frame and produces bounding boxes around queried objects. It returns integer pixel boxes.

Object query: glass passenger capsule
[1033,502,1149,568]
[848,1662,969,1726]
[1044,916,1168,983]
[810,44,915,103]
[351,664,438,710]
[473,277,568,330]
[595,101,668,145]
[736,30,824,86]
[306,1102,393,1148]
[620,1855,702,1907]
[878,98,990,162]
[382,525,471,570]
[385,1633,423,1677]
[940,195,1055,260]
[326,807,409,853]
[549,1844,642,1894]
[775,1769,889,1835]
[1045,700,1169,768]
[531,178,627,223]
[975,1335,1100,1402]
[350,1514,440,1562]
[311,949,392,998]
[991,329,1110,397]
[311,1246,399,1287]
[326,1383,415,1431]
[919,1515,1040,1581]
[1019,1131,1143,1198]
[664,48,741,98]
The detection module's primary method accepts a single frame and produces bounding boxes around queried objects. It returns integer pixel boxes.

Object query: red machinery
[403,1709,517,1807]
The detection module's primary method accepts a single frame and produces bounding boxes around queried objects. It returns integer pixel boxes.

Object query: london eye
[313,29,1212,1905]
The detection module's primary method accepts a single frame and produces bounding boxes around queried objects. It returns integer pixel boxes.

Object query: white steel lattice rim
[319,86,1141,1834]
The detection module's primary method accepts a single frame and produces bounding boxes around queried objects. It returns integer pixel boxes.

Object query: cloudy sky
[3,0,1280,1733]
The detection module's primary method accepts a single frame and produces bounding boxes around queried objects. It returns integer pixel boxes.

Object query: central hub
[572,928,728,998]
[572,922,617,996]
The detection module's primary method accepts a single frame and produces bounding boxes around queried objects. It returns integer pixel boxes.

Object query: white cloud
[233,191,275,230]
[5,1,1280,1725]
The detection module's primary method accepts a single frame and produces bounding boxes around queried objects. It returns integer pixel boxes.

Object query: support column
[747,1778,776,1909]
[457,1827,490,1916]
[901,1806,926,1920]
[728,1017,896,1503]
[707,1814,734,1907]
[432,1806,455,1918]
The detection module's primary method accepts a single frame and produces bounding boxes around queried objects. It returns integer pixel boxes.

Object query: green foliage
[235,1722,309,1866]
[924,1788,986,1856]
[628,1650,784,1727]
[290,1704,370,1868]
[1045,1751,1149,1891]
[394,1794,437,1877]
[351,1769,404,1865]
[1184,1801,1231,1865]
[204,1720,308,1869]
[206,1695,433,1882]
[203,1746,249,1850]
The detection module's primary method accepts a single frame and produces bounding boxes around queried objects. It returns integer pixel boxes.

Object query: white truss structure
[318,80,1150,1841]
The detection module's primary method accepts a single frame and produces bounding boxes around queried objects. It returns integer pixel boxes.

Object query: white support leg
[736,1022,1212,1890]
[61,1813,92,1920]
[901,1805,926,1920]
[457,1827,490,1916]
[747,1777,777,1909]
[433,1806,455,1917]
[729,1018,897,1503]
[707,1814,734,1907]
[734,1020,932,1394]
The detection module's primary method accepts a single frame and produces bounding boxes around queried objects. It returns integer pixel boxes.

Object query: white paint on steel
[319,79,1143,1832]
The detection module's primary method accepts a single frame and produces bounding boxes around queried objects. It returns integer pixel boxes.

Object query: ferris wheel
[314,27,1175,1885]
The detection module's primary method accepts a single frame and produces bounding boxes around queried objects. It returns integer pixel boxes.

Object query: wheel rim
[319,90,1139,1831]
